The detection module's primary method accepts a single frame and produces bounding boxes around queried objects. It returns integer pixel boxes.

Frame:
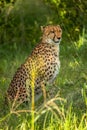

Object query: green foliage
[0,0,87,46]
[44,0,87,40]
[0,0,54,45]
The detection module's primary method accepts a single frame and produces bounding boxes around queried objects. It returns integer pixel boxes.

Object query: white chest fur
[49,44,60,83]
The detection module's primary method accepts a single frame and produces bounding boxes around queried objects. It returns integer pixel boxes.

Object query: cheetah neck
[40,41,60,57]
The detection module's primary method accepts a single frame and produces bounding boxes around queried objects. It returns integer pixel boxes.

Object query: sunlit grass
[74,28,85,49]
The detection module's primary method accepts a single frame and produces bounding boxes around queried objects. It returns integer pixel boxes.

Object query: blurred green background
[0,0,87,45]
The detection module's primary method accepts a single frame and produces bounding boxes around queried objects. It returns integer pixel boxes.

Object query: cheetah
[6,25,62,104]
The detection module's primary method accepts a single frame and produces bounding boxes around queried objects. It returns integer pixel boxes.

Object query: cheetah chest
[42,47,60,83]
[48,56,60,83]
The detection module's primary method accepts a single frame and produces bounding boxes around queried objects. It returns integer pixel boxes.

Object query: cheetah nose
[58,37,60,40]
[54,37,61,43]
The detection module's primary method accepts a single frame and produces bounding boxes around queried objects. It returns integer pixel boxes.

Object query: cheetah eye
[59,29,61,32]
[51,31,54,33]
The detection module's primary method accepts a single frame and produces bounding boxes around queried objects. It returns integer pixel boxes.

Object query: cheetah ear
[41,26,45,32]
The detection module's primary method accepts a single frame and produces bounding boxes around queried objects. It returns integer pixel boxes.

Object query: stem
[31,82,35,130]
[31,63,35,130]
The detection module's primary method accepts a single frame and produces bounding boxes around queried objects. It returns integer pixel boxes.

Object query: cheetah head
[41,25,62,44]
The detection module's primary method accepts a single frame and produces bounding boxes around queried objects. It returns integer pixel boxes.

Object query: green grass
[0,33,87,129]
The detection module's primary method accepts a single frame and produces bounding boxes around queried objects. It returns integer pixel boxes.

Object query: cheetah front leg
[41,82,46,104]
